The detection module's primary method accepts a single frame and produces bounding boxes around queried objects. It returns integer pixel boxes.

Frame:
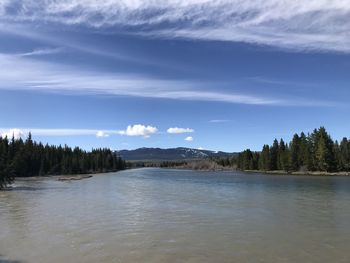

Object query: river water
[1,168,350,263]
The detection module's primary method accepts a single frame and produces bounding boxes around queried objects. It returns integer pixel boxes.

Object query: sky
[0,0,350,152]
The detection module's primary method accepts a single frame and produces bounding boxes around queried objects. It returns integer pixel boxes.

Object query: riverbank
[243,170,350,176]
[2,170,125,189]
[58,175,93,181]
[161,160,235,172]
[161,165,350,176]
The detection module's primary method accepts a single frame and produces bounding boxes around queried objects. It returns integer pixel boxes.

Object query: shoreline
[58,175,93,181]
[160,166,350,176]
[13,169,126,181]
[241,170,350,176]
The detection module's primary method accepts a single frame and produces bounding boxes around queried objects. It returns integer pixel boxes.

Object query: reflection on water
[1,168,350,263]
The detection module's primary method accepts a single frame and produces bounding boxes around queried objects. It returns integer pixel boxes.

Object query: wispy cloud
[0,1,349,52]
[0,128,120,138]
[247,76,318,88]
[167,127,194,134]
[209,119,230,123]
[0,53,324,106]
[0,127,158,138]
[18,47,64,57]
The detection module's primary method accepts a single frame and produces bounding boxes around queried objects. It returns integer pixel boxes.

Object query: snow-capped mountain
[116,147,237,161]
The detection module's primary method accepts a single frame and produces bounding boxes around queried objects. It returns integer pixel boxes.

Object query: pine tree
[269,139,279,170]
[259,145,270,171]
[299,132,309,170]
[0,137,14,189]
[289,134,300,171]
[278,139,290,171]
[314,127,336,172]
[0,134,126,189]
[339,138,350,171]
[238,127,349,174]
[333,140,341,171]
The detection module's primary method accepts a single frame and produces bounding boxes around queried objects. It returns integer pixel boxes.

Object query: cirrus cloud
[167,127,194,134]
[0,0,349,52]
[0,53,335,107]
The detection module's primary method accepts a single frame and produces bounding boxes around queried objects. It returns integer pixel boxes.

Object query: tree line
[237,127,350,173]
[0,134,126,189]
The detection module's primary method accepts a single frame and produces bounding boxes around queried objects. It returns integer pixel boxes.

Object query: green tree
[278,139,290,171]
[259,145,270,171]
[339,138,350,171]
[314,127,336,172]
[269,139,279,170]
[0,134,126,189]
[0,137,14,189]
[298,132,310,170]
[289,134,300,171]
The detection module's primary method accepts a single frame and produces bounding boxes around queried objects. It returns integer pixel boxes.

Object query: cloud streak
[209,120,230,123]
[0,0,349,52]
[0,53,332,106]
[0,127,157,138]
[167,127,194,134]
[18,48,64,57]
[0,128,118,138]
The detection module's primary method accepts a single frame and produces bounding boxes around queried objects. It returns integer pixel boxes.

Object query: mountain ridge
[116,147,238,161]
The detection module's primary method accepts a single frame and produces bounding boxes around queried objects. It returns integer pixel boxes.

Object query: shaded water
[1,168,350,263]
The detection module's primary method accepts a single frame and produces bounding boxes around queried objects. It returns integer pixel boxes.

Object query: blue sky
[0,0,350,152]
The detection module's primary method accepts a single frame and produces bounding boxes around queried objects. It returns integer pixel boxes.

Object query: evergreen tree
[333,140,341,171]
[339,138,350,171]
[298,132,309,170]
[289,134,300,171]
[269,139,279,170]
[259,145,270,171]
[0,137,14,189]
[278,139,290,171]
[0,134,126,189]
[314,127,336,172]
[237,127,347,174]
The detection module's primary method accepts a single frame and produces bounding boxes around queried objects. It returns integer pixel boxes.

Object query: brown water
[1,168,350,263]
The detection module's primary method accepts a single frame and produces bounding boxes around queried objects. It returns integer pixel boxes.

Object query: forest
[237,127,350,173]
[0,133,126,189]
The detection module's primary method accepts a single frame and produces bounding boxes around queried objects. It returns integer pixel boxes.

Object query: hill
[116,147,237,161]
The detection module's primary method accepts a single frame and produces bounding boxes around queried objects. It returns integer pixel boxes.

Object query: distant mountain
[116,147,237,161]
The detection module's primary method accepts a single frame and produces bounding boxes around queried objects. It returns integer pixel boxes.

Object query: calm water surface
[1,168,350,263]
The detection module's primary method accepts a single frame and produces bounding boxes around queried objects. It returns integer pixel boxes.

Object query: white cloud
[0,129,24,140]
[185,136,193,142]
[27,129,103,136]
[209,119,230,123]
[0,128,118,137]
[167,127,194,134]
[18,47,63,57]
[118,124,158,138]
[96,131,110,138]
[0,0,349,52]
[0,53,332,107]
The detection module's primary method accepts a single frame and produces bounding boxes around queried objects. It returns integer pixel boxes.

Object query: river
[1,168,350,262]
